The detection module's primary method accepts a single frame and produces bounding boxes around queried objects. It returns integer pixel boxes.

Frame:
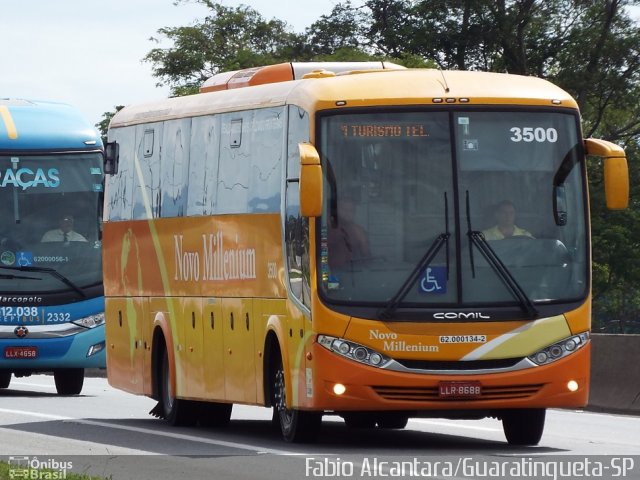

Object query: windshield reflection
[318,110,587,311]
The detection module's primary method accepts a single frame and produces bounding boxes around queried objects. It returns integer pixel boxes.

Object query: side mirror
[104,141,120,175]
[553,184,567,226]
[299,143,323,217]
[584,138,629,210]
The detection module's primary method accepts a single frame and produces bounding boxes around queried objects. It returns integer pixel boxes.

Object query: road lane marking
[0,407,300,456]
[11,381,58,389]
[411,419,501,432]
[0,425,159,455]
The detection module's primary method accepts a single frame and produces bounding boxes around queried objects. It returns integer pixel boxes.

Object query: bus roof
[0,99,102,151]
[109,67,578,129]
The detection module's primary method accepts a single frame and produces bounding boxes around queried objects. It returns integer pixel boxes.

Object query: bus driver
[482,200,533,241]
[41,214,87,243]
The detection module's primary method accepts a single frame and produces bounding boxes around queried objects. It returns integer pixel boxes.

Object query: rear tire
[0,371,11,389]
[160,347,198,426]
[272,356,321,442]
[502,408,546,446]
[54,368,84,395]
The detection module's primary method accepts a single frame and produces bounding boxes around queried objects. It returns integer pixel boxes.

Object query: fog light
[333,383,346,395]
[567,380,579,392]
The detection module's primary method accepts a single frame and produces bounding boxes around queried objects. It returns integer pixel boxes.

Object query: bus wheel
[160,347,198,426]
[0,371,11,389]
[273,358,321,442]
[200,402,232,427]
[376,413,409,429]
[343,413,377,429]
[501,408,546,446]
[54,369,84,395]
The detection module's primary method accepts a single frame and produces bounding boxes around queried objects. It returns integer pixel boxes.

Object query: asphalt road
[0,375,639,480]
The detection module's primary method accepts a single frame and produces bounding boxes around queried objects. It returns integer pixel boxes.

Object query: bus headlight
[72,313,105,329]
[528,332,589,366]
[317,335,390,368]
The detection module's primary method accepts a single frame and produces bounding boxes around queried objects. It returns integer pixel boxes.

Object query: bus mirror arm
[299,143,323,217]
[104,141,120,175]
[584,138,629,210]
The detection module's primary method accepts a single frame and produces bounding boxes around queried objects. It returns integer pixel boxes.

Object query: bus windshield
[318,109,587,312]
[0,153,103,295]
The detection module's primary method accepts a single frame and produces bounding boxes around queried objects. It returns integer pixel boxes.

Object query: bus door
[221,298,256,403]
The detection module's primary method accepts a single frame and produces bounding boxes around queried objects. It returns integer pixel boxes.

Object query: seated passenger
[482,200,533,240]
[328,196,371,269]
[41,214,87,243]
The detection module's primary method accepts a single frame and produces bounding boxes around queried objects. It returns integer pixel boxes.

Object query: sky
[1,0,351,128]
[2,1,639,130]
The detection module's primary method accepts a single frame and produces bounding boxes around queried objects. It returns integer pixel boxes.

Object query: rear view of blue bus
[0,99,105,395]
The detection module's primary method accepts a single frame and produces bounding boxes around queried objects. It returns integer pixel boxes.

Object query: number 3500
[510,127,558,143]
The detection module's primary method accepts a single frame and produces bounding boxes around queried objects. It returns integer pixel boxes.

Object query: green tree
[143,1,304,96]
[95,105,124,145]
[303,1,371,57]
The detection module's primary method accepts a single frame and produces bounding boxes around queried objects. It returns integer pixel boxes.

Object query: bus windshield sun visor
[465,191,538,320]
[0,265,86,299]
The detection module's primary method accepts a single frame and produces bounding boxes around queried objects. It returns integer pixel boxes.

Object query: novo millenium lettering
[174,232,256,282]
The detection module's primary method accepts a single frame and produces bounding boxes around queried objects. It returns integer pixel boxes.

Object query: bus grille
[373,384,544,402]
[395,358,523,371]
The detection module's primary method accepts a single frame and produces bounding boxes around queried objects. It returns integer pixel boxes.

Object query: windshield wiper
[465,191,537,319]
[378,193,450,320]
[0,273,41,281]
[0,265,86,298]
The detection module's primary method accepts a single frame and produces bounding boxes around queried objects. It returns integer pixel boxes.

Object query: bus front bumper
[0,324,106,370]
[305,341,590,412]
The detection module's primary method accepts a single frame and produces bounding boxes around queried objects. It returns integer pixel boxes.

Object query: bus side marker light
[333,383,346,395]
[87,341,105,357]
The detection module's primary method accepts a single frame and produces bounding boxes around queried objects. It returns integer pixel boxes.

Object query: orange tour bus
[102,62,628,445]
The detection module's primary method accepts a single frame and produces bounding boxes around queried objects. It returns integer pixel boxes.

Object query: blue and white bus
[0,99,105,394]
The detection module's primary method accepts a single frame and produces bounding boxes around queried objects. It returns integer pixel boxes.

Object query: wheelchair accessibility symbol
[419,266,447,294]
[16,251,33,267]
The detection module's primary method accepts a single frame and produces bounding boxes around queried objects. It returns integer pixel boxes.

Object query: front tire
[273,357,321,442]
[502,408,546,446]
[159,347,198,426]
[54,368,84,395]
